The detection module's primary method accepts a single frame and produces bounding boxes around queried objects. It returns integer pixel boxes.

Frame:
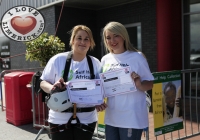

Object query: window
[124,23,142,51]
[183,0,200,69]
[184,0,200,13]
[183,0,200,97]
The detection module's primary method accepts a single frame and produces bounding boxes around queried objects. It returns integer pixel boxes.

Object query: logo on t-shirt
[75,70,90,79]
[103,63,129,72]
[67,69,91,80]
[102,64,110,72]
[68,70,73,81]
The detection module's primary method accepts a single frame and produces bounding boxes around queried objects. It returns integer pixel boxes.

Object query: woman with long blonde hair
[97,21,154,140]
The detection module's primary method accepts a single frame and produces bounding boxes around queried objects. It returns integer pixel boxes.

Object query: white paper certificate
[99,67,137,97]
[67,79,103,105]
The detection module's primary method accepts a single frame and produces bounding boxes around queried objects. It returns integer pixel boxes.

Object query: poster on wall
[0,28,10,70]
[1,45,10,69]
[152,70,183,136]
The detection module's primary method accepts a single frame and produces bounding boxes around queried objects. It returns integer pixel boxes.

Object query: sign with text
[152,71,183,136]
[1,45,10,69]
[1,5,45,42]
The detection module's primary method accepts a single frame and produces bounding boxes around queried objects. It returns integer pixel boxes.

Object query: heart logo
[11,16,37,35]
[1,5,45,41]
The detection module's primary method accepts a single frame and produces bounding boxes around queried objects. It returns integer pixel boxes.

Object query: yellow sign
[152,83,164,128]
[152,71,183,136]
[97,98,107,132]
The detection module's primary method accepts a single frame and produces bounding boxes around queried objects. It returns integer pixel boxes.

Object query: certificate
[67,79,103,105]
[99,66,137,97]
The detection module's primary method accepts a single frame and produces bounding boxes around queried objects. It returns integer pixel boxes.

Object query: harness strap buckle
[68,107,73,112]
[65,123,70,129]
[75,123,95,133]
[77,108,81,112]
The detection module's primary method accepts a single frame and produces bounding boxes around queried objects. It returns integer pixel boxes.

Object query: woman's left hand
[131,72,153,91]
[131,72,141,88]
[95,102,107,112]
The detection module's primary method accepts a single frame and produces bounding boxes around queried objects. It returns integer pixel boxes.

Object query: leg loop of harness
[50,123,71,134]
[75,123,95,133]
[50,103,95,134]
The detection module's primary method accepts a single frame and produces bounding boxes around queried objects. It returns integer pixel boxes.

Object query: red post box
[4,71,34,126]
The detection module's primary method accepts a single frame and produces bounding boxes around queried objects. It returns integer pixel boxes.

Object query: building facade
[0,0,199,73]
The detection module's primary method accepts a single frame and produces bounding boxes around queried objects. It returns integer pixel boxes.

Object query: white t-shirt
[40,52,101,124]
[101,51,154,129]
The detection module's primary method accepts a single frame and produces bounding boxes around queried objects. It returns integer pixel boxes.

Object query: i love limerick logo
[1,5,45,42]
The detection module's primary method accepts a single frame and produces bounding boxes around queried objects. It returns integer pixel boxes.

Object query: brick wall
[9,0,157,73]
[96,0,157,72]
[54,6,98,58]
[54,0,157,72]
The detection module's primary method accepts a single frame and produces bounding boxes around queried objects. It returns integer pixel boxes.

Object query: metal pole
[146,128,149,140]
[34,126,45,140]
[31,73,36,127]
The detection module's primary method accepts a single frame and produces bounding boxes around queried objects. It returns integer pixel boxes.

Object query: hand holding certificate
[67,79,103,105]
[99,66,137,97]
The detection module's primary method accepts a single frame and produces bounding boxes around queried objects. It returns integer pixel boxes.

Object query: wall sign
[1,5,45,42]
[152,71,183,136]
[1,45,10,69]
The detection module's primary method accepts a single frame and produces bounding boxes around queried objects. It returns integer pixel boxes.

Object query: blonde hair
[69,25,95,51]
[102,21,139,53]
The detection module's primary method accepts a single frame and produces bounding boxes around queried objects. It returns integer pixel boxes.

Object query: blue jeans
[105,125,143,140]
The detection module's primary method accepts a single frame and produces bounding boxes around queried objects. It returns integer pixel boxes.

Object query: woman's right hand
[52,78,66,91]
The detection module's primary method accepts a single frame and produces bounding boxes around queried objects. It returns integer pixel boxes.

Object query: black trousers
[49,122,96,140]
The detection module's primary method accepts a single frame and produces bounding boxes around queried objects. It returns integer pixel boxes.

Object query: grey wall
[96,0,157,72]
[54,6,98,58]
[55,0,157,72]
[9,0,157,73]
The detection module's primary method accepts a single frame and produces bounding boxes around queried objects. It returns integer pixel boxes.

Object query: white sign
[67,79,104,105]
[99,67,137,97]
[1,5,45,42]
[1,46,8,49]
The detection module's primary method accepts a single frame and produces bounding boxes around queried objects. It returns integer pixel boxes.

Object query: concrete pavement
[0,106,51,140]
[0,103,105,140]
[2,101,200,140]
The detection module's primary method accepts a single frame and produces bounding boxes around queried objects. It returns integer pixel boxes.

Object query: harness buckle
[65,123,70,129]
[79,123,83,128]
[77,108,82,112]
[68,107,73,112]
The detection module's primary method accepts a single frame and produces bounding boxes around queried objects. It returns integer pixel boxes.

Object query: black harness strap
[66,115,95,133]
[63,51,95,81]
[63,106,95,113]
[50,119,95,134]
[62,51,95,113]
[86,55,95,79]
[50,123,71,133]
[63,51,73,82]
[50,51,96,134]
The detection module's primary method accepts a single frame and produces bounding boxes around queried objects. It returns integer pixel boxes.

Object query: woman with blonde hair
[40,25,101,140]
[97,21,154,140]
